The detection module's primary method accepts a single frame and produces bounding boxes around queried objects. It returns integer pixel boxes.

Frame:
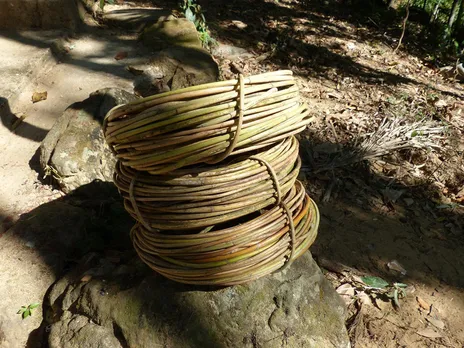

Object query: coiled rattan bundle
[104,70,311,174]
[130,181,319,286]
[114,136,300,230]
[104,70,320,286]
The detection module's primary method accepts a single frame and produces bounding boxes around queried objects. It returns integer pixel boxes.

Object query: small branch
[11,113,27,132]
[394,2,411,53]
[328,119,339,142]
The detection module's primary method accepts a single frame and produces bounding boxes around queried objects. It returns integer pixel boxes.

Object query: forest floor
[1,0,463,347]
[203,0,464,347]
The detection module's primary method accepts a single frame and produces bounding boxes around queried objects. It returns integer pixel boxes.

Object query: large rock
[48,314,123,348]
[132,46,219,96]
[45,252,350,348]
[40,88,137,193]
[141,15,202,50]
[133,15,219,96]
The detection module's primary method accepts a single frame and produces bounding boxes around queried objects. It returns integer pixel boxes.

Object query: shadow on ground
[1,0,462,101]
[305,159,464,289]
[202,0,462,99]
[0,97,49,142]
[205,0,458,66]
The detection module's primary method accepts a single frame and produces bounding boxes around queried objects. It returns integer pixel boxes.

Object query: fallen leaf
[327,91,343,99]
[114,51,128,60]
[32,91,47,103]
[231,20,247,29]
[361,276,389,289]
[416,296,430,311]
[255,52,271,62]
[336,283,355,294]
[417,327,444,338]
[336,283,355,305]
[455,187,464,199]
[80,274,92,282]
[426,317,445,330]
[357,291,372,306]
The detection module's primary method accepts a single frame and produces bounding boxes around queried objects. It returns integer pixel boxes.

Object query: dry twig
[394,1,410,53]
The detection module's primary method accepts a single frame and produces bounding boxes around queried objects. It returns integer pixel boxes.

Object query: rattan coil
[104,70,311,174]
[114,136,300,230]
[130,181,319,285]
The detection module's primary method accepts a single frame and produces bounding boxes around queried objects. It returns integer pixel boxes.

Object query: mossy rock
[46,252,350,348]
[141,16,202,51]
[39,88,137,193]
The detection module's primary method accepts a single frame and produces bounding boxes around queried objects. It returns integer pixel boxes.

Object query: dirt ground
[201,0,464,346]
[1,0,464,347]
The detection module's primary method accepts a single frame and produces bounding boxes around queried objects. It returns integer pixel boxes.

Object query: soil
[1,0,463,347]
[201,0,464,346]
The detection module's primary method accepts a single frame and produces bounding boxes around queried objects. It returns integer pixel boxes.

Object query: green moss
[141,18,202,50]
